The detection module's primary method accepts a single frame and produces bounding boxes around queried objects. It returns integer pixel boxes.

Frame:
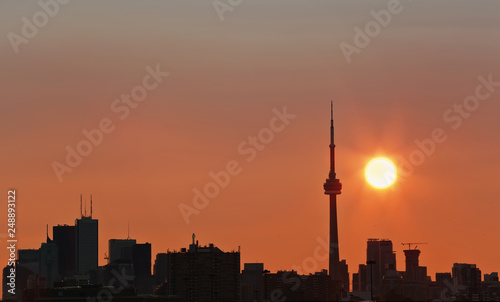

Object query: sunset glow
[365,157,397,189]
[2,1,500,300]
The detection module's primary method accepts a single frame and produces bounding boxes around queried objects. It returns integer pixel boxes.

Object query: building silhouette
[132,242,152,294]
[240,263,265,301]
[352,264,367,293]
[339,260,349,294]
[404,248,421,282]
[153,253,168,287]
[482,272,500,301]
[3,263,33,301]
[39,235,59,288]
[108,238,136,263]
[366,238,396,297]
[100,239,152,294]
[264,270,332,301]
[399,245,429,300]
[166,235,240,301]
[453,263,482,300]
[53,225,76,278]
[75,196,98,276]
[18,249,40,276]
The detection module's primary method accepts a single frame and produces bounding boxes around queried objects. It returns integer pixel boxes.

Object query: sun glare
[365,157,397,189]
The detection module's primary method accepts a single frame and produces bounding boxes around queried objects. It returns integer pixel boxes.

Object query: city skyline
[4,106,499,284]
[2,1,500,299]
[5,198,498,300]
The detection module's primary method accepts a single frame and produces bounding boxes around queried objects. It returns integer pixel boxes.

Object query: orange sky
[1,0,500,290]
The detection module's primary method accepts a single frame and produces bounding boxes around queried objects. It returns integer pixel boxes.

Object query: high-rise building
[167,235,240,302]
[40,236,59,288]
[3,263,34,301]
[75,196,98,275]
[453,263,481,289]
[366,239,396,296]
[264,270,332,301]
[352,264,367,292]
[18,249,40,275]
[133,242,152,294]
[153,253,168,286]
[484,272,499,283]
[108,239,136,263]
[404,248,421,282]
[452,263,481,299]
[436,272,453,288]
[53,224,76,277]
[403,246,428,284]
[241,263,265,301]
[482,272,500,301]
[339,259,349,293]
[323,102,344,289]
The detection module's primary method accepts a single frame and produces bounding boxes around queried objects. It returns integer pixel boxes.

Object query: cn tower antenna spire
[331,100,334,145]
[331,100,333,121]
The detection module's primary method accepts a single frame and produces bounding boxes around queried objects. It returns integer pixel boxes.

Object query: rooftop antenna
[46,224,49,241]
[85,197,87,217]
[127,222,130,240]
[192,233,195,245]
[90,194,93,218]
[80,194,82,218]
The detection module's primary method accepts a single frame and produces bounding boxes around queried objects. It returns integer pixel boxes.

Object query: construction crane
[401,242,427,250]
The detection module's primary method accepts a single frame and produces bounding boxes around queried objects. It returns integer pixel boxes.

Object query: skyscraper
[53,224,76,277]
[133,242,152,294]
[452,263,482,299]
[40,236,59,288]
[404,248,422,282]
[167,235,240,301]
[323,102,343,284]
[75,196,98,275]
[153,253,168,286]
[108,239,136,264]
[366,238,396,296]
[241,263,265,301]
[264,270,332,301]
[352,264,367,292]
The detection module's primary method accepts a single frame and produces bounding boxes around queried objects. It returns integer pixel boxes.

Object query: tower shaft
[329,194,340,280]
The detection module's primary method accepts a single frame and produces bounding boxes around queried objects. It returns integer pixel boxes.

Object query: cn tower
[323,101,342,282]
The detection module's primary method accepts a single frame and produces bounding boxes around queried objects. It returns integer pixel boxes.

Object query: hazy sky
[1,0,500,286]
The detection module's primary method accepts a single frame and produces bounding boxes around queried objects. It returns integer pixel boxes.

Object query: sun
[365,157,397,189]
